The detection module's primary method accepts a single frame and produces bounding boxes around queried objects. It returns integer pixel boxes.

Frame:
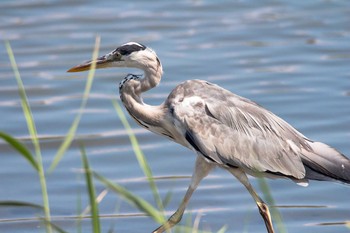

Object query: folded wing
[168,80,350,183]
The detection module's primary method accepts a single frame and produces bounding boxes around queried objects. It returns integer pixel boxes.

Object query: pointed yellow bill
[67,55,110,72]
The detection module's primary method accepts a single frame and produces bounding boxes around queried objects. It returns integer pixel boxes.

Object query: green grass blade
[0,131,39,171]
[80,145,101,233]
[40,218,70,233]
[216,225,228,233]
[162,191,173,208]
[112,99,164,211]
[94,172,165,223]
[0,201,43,210]
[49,36,100,172]
[4,41,41,159]
[258,177,287,233]
[5,40,52,233]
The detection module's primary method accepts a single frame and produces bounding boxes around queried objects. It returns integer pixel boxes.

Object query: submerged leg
[153,156,215,233]
[229,169,275,233]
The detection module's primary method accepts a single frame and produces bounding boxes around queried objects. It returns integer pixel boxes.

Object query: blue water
[0,1,349,232]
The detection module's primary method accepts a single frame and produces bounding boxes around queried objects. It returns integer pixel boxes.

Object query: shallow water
[1,0,350,232]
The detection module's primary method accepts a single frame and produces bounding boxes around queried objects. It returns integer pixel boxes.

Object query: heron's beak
[67,55,110,72]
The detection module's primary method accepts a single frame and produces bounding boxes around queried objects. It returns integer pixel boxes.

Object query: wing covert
[167,80,307,179]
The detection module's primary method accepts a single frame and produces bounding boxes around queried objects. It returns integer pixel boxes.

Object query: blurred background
[0,0,349,232]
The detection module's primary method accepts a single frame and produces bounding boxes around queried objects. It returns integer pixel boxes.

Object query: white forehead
[122,42,144,47]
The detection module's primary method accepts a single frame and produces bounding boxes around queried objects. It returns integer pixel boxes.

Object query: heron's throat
[119,59,165,128]
[140,56,163,92]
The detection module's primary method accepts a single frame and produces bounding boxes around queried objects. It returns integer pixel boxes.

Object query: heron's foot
[257,201,275,233]
[152,212,183,233]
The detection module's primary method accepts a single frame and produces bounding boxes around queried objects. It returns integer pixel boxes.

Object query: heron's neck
[140,57,163,92]
[119,59,165,127]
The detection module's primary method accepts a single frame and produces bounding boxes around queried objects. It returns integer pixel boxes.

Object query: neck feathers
[140,55,163,92]
[118,53,165,128]
[119,51,163,94]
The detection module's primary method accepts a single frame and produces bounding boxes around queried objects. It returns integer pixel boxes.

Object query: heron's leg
[153,156,215,233]
[229,169,275,233]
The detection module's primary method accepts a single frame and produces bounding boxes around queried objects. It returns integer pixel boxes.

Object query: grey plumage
[67,42,350,233]
[302,141,350,183]
[166,79,350,184]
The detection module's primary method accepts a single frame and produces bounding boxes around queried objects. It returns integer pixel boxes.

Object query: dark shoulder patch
[115,42,146,56]
[185,131,201,152]
[185,131,215,162]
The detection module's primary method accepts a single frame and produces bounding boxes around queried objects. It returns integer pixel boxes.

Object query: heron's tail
[301,141,350,184]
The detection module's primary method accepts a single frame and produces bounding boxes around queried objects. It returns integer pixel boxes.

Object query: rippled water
[1,1,350,233]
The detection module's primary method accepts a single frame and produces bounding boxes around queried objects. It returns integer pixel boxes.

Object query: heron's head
[67,42,161,72]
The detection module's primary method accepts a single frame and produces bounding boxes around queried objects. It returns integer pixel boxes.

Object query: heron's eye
[112,52,122,60]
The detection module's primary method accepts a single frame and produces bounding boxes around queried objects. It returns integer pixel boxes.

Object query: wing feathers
[302,141,350,183]
[167,80,349,182]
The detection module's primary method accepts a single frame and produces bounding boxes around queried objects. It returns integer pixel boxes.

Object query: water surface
[1,1,350,233]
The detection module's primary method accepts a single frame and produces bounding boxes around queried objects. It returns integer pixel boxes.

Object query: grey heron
[68,42,350,233]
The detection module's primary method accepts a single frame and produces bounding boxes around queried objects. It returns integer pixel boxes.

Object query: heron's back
[165,79,350,184]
